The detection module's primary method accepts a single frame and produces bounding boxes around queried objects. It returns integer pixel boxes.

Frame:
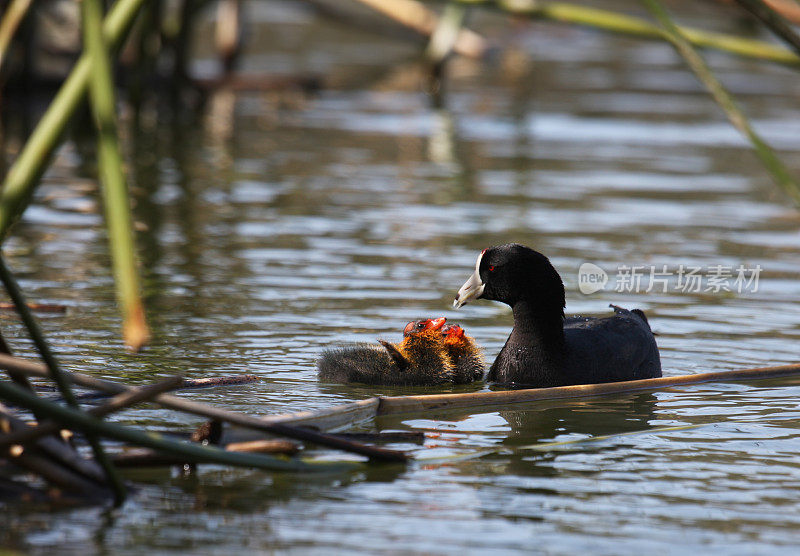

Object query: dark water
[3,2,800,554]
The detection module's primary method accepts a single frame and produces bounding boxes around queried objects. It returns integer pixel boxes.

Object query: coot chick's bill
[453,243,661,387]
[317,317,454,386]
[442,324,485,384]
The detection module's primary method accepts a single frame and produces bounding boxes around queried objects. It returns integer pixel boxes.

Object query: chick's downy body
[317,318,454,385]
[443,324,485,383]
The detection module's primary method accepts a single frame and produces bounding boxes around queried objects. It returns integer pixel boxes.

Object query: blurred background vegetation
[1,0,799,351]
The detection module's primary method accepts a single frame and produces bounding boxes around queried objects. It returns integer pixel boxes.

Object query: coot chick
[317,317,453,385]
[441,324,485,384]
[453,243,661,387]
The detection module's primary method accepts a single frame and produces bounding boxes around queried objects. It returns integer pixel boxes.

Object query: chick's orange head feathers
[403,317,447,336]
[443,324,465,343]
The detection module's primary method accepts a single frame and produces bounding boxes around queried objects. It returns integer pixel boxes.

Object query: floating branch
[0,353,408,462]
[0,379,357,474]
[0,255,126,503]
[0,376,182,450]
[112,439,300,468]
[4,352,800,447]
[377,362,800,415]
[178,374,260,389]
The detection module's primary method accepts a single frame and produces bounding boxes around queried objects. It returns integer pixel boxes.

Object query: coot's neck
[509,298,566,372]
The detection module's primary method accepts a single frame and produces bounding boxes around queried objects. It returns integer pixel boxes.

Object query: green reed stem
[642,0,800,205]
[455,0,800,66]
[0,0,146,241]
[82,0,149,351]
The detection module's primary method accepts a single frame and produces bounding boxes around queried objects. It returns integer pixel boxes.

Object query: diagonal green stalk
[0,0,146,241]
[0,379,357,474]
[642,0,800,205]
[82,0,149,351]
[0,254,127,504]
[452,0,800,66]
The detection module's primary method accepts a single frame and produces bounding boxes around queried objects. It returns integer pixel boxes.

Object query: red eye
[488,265,495,272]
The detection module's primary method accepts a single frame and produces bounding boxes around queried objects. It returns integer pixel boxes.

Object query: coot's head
[403,317,447,337]
[453,243,565,313]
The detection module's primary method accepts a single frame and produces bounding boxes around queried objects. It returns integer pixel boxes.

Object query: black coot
[453,243,661,387]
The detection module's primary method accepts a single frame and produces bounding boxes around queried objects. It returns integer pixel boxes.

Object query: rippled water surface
[2,3,800,554]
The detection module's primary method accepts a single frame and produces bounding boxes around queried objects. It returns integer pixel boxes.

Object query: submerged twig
[112,439,300,468]
[0,376,182,450]
[0,379,356,473]
[0,255,127,504]
[0,402,109,485]
[0,302,67,313]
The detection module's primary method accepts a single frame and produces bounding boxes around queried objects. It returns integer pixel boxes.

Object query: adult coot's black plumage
[453,243,661,387]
